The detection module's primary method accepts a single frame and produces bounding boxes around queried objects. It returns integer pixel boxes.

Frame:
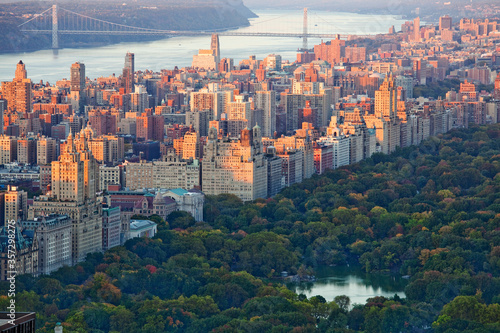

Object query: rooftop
[169,188,188,196]
[0,312,36,329]
[130,220,157,231]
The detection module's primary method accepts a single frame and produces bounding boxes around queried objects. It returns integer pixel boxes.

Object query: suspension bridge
[18,5,368,49]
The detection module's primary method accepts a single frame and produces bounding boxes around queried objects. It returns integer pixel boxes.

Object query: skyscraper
[15,61,27,79]
[1,61,32,114]
[254,90,276,137]
[70,62,86,114]
[365,76,401,155]
[375,74,398,119]
[211,34,220,64]
[29,130,102,264]
[414,17,421,42]
[122,52,135,94]
[70,62,85,92]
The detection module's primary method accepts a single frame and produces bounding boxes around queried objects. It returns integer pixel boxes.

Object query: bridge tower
[52,4,58,49]
[302,8,308,51]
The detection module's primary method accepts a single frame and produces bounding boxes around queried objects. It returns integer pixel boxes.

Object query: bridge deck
[20,30,372,39]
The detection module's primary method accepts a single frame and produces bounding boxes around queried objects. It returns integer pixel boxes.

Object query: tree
[167,211,196,229]
[334,295,350,313]
[439,295,485,322]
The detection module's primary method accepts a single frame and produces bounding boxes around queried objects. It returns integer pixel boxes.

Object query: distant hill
[245,0,498,21]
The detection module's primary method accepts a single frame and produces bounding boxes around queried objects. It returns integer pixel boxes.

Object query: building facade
[20,214,72,275]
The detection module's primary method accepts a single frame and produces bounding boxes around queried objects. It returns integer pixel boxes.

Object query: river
[0,9,406,82]
[291,265,408,306]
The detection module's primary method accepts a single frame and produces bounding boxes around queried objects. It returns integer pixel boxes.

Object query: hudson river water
[0,9,406,82]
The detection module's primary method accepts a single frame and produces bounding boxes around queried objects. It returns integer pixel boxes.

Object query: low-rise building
[129,220,157,239]
[165,188,205,222]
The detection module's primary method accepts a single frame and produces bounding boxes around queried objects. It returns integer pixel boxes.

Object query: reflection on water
[291,265,407,305]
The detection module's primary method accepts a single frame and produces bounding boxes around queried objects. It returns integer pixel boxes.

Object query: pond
[290,265,408,306]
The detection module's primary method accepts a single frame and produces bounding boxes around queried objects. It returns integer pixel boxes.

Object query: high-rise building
[125,150,200,190]
[192,36,220,71]
[414,17,421,42]
[256,63,267,82]
[344,46,366,63]
[281,87,333,131]
[186,109,211,137]
[29,130,102,264]
[182,131,200,160]
[36,136,58,165]
[122,52,135,94]
[459,80,477,102]
[439,15,452,30]
[1,61,32,114]
[190,90,228,120]
[0,227,38,281]
[263,54,282,71]
[218,58,233,73]
[277,150,304,187]
[298,100,320,129]
[265,146,283,197]
[317,126,351,169]
[254,91,276,138]
[313,142,334,175]
[192,50,218,71]
[16,137,36,164]
[88,135,125,163]
[364,76,402,155]
[40,165,52,193]
[228,95,252,122]
[20,214,72,275]
[202,126,268,201]
[211,33,220,64]
[266,134,315,180]
[0,135,17,164]
[70,62,85,92]
[130,85,149,113]
[136,109,164,142]
[89,109,117,136]
[4,185,28,223]
[395,75,414,99]
[375,74,398,119]
[102,206,121,251]
[99,165,123,191]
[313,36,345,65]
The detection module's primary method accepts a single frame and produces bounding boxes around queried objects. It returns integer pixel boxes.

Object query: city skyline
[1,5,500,332]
